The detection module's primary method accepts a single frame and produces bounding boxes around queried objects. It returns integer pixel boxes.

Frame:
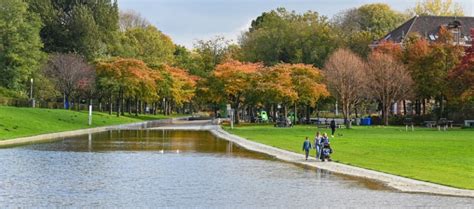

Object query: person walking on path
[302,137,312,160]
[314,132,322,159]
[330,119,337,137]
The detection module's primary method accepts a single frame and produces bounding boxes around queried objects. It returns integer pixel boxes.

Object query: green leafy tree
[117,25,175,67]
[333,4,406,57]
[0,0,44,91]
[240,8,338,67]
[27,0,119,60]
[410,0,464,16]
[193,36,231,76]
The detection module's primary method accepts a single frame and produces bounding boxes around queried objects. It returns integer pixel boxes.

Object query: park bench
[464,120,474,127]
[436,118,453,131]
[424,121,436,128]
[403,118,414,131]
[274,117,292,127]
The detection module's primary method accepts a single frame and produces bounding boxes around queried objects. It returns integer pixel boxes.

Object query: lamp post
[30,78,35,108]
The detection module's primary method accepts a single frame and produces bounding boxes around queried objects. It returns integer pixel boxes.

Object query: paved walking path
[150,120,474,198]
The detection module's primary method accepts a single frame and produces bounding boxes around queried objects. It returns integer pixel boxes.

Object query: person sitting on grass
[302,137,312,160]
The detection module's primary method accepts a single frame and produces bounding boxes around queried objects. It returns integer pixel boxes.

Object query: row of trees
[325,26,474,126]
[203,60,329,124]
[0,0,472,124]
[0,0,196,115]
[325,48,413,126]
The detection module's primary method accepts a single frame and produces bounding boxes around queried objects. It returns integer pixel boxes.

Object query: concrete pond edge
[0,118,176,148]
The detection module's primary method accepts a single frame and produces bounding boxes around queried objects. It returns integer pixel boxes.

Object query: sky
[119,0,474,48]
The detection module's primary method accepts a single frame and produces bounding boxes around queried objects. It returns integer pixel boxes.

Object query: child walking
[302,137,312,160]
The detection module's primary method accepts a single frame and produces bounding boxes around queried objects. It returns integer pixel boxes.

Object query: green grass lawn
[0,106,176,140]
[225,124,474,189]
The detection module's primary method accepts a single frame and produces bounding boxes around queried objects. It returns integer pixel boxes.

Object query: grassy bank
[224,125,474,189]
[0,106,175,140]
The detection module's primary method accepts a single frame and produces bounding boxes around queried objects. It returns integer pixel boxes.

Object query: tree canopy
[333,3,406,57]
[410,0,464,16]
[0,0,44,91]
[117,26,175,67]
[27,0,119,60]
[240,8,338,67]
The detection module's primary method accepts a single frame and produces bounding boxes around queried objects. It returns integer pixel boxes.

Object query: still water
[0,130,473,208]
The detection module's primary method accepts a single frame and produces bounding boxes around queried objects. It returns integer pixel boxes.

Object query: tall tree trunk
[138,100,142,114]
[120,95,125,116]
[108,96,112,115]
[98,98,102,112]
[305,105,311,124]
[164,99,168,115]
[403,100,407,116]
[135,97,139,117]
[127,99,131,115]
[422,99,426,115]
[271,104,276,122]
[234,101,240,124]
[64,93,71,110]
[440,95,445,118]
[116,95,120,117]
[293,103,297,125]
[166,100,171,115]
[414,100,419,116]
[383,101,390,126]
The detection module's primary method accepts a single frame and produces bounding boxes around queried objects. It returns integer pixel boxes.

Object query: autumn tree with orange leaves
[402,28,463,117]
[158,65,198,115]
[272,63,329,124]
[446,30,474,119]
[96,58,159,117]
[213,60,263,123]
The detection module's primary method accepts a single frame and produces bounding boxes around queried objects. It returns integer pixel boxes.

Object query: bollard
[88,105,92,126]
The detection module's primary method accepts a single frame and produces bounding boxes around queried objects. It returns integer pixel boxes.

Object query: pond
[0,130,472,207]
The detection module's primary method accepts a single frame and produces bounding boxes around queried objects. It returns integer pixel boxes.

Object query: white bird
[159,149,164,154]
[176,149,180,154]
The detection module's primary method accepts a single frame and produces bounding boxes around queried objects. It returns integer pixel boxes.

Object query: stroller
[320,142,333,162]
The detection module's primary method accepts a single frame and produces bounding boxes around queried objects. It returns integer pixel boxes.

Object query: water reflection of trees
[26,131,272,160]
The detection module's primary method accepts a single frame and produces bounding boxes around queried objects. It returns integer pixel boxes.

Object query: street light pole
[30,78,35,108]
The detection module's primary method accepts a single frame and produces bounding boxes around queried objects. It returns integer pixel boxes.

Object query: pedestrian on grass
[330,119,336,137]
[314,132,322,159]
[302,137,312,160]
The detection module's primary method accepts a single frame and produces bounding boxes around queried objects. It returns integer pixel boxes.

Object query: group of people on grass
[302,131,334,162]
